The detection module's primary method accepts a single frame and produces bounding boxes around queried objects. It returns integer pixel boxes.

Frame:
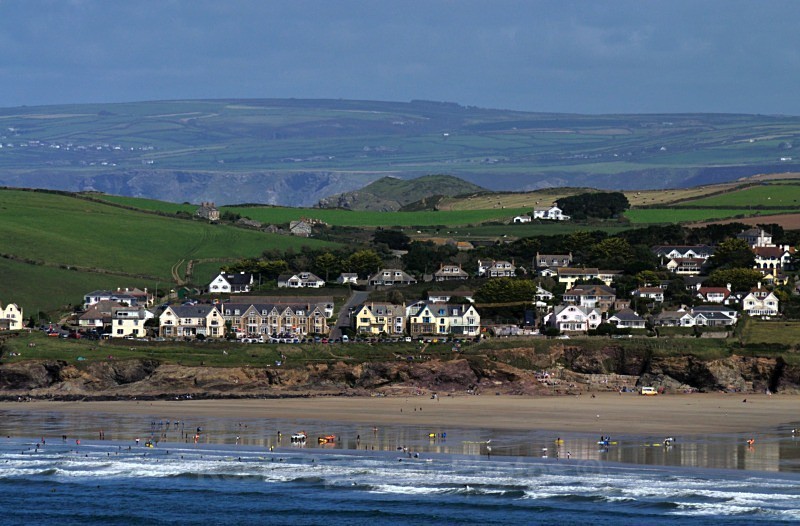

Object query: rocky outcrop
[1,345,799,400]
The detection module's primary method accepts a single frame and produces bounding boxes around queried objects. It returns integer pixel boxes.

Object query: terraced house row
[353,301,481,337]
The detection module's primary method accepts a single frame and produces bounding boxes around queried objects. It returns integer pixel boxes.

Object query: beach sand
[2,392,797,436]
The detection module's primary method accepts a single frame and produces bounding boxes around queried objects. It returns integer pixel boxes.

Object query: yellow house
[111,306,151,338]
[160,305,225,339]
[353,303,406,335]
[0,302,24,331]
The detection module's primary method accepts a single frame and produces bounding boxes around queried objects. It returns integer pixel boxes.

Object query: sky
[2,0,799,115]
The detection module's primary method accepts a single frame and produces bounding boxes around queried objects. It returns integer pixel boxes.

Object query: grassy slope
[0,190,337,313]
[671,183,800,208]
[0,257,156,315]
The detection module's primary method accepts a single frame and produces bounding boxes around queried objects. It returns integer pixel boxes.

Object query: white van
[640,386,658,396]
[341,335,349,343]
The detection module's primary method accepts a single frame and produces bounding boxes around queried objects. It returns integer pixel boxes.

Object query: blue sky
[2,0,799,114]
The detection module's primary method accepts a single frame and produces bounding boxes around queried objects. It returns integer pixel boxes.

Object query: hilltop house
[368,269,417,287]
[0,302,23,331]
[289,220,313,237]
[222,301,329,338]
[477,259,516,278]
[195,202,220,221]
[407,302,481,337]
[353,302,407,335]
[277,272,325,288]
[209,272,254,294]
[159,305,226,339]
[532,205,569,221]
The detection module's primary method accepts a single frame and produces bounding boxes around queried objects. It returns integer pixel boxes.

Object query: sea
[1,408,799,525]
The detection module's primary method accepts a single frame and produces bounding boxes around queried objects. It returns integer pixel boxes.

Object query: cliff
[1,345,798,400]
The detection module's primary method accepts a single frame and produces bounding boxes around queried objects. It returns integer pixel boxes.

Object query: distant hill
[317,174,485,211]
[2,98,800,205]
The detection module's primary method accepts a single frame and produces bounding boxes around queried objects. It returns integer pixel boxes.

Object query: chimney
[726,283,731,291]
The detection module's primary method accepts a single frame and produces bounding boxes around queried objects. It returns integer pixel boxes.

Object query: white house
[737,228,774,248]
[208,272,254,294]
[741,283,779,317]
[696,283,733,304]
[433,264,469,281]
[277,272,326,288]
[608,309,646,329]
[633,287,665,303]
[477,259,516,278]
[556,268,621,288]
[513,215,532,223]
[652,245,714,261]
[368,269,417,287]
[532,205,570,221]
[544,305,602,332]
[407,302,481,337]
[0,302,24,331]
[336,273,359,285]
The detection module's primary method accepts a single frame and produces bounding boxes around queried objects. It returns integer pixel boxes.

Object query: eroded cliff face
[1,345,798,400]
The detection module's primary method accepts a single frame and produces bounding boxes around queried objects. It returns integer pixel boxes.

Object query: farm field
[670,183,800,209]
[94,193,530,227]
[624,208,793,224]
[441,222,633,239]
[696,212,800,229]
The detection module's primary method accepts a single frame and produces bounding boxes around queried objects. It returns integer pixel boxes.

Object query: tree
[705,268,763,292]
[313,252,341,282]
[556,192,630,220]
[586,237,634,268]
[476,278,538,303]
[373,229,411,250]
[346,250,384,276]
[707,238,755,271]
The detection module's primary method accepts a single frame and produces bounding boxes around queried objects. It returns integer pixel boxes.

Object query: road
[329,289,369,340]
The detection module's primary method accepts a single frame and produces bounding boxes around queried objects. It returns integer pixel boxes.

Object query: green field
[0,190,335,278]
[671,183,800,209]
[0,189,338,314]
[0,257,157,315]
[624,208,793,224]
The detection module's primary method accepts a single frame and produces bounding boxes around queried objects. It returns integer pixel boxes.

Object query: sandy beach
[2,392,797,436]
